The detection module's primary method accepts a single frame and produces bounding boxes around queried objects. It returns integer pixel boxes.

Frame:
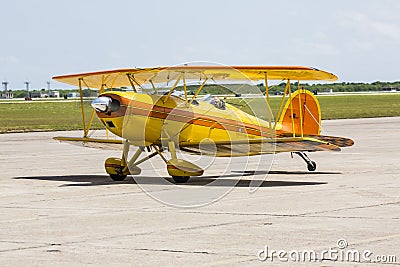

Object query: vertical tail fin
[278,90,321,135]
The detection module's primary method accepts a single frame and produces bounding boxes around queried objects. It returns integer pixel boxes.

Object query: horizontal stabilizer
[307,134,354,147]
[179,137,341,157]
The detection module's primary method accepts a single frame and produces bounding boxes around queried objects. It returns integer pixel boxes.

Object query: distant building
[29,91,52,98]
[382,86,399,92]
[0,90,13,99]
[1,82,12,99]
[49,91,59,98]
[29,91,40,98]
[68,92,78,98]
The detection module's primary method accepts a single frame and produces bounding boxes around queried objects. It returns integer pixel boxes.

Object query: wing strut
[287,80,296,137]
[149,80,158,94]
[274,80,289,131]
[182,73,188,106]
[127,73,148,93]
[297,81,304,137]
[189,78,208,105]
[126,74,138,93]
[264,72,274,138]
[164,74,182,102]
[77,77,103,138]
[78,78,88,137]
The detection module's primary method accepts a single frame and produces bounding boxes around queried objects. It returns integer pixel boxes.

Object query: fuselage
[93,91,280,147]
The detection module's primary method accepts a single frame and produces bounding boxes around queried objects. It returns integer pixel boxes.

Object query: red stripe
[97,95,273,137]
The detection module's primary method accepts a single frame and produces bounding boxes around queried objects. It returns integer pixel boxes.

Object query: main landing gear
[163,141,203,183]
[295,152,317,171]
[105,141,157,182]
[104,140,204,183]
[171,176,190,183]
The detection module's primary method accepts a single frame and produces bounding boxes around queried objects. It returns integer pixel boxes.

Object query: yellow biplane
[53,66,354,183]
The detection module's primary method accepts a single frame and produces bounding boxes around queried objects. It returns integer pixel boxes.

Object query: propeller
[91,96,112,112]
[91,96,120,113]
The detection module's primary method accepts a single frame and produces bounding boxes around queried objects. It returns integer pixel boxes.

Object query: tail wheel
[110,173,127,181]
[172,176,190,183]
[307,161,317,171]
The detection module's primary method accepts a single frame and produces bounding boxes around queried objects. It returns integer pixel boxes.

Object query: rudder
[278,90,321,135]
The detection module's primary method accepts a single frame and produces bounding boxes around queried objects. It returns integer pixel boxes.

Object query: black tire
[110,173,127,181]
[307,161,317,171]
[172,176,190,183]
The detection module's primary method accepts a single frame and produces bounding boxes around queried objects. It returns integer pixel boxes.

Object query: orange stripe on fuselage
[96,94,274,138]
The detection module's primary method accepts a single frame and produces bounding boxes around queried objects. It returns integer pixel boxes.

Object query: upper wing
[53,66,338,89]
[179,137,341,157]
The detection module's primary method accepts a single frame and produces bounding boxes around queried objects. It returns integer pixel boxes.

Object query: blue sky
[1,0,399,89]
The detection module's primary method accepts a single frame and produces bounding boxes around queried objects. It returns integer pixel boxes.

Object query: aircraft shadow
[13,169,338,187]
[232,170,342,175]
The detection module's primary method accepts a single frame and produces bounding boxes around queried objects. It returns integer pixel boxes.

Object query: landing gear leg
[155,141,203,183]
[105,141,143,181]
[167,141,191,184]
[295,152,317,171]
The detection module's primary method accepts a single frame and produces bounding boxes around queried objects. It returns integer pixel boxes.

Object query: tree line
[9,80,400,98]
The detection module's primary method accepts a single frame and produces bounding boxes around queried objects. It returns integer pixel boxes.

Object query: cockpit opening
[210,96,226,110]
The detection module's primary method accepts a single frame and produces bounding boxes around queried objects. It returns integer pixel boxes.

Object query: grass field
[317,94,400,119]
[228,94,400,121]
[1,94,400,133]
[0,101,102,133]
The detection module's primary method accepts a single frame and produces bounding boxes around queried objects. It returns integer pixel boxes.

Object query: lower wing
[54,135,351,157]
[54,136,123,150]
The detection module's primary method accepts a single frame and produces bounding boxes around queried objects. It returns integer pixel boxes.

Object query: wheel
[110,173,127,181]
[307,161,317,171]
[172,176,190,183]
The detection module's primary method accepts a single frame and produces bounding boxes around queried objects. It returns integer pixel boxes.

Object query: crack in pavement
[297,200,400,216]
[125,248,213,255]
[0,243,60,253]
